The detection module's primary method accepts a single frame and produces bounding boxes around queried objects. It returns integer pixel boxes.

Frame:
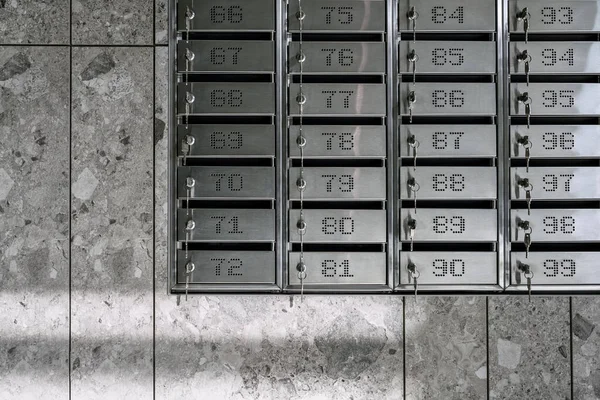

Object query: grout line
[570,297,574,400]
[68,0,73,396]
[486,296,490,400]
[402,296,406,400]
[0,43,157,47]
[152,1,157,399]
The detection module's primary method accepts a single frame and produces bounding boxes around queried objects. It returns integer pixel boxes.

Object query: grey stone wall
[0,1,598,399]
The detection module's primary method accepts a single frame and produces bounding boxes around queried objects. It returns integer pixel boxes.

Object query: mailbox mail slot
[288,252,387,285]
[178,209,275,242]
[400,83,497,116]
[401,167,497,200]
[289,167,386,200]
[399,125,497,158]
[289,42,385,74]
[511,167,600,200]
[289,125,386,158]
[400,209,498,242]
[400,41,496,74]
[400,252,497,285]
[178,167,275,199]
[289,209,386,242]
[289,84,386,116]
[178,251,275,284]
[177,41,274,73]
[288,0,385,32]
[511,210,600,242]
[178,83,275,115]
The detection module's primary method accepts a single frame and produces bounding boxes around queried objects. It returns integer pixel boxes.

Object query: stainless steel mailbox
[511,252,600,285]
[289,84,386,116]
[511,210,600,242]
[510,126,600,158]
[178,41,274,73]
[400,209,498,242]
[510,84,600,116]
[400,83,497,116]
[178,251,276,284]
[178,167,275,199]
[289,42,385,74]
[399,125,497,158]
[177,0,275,31]
[401,167,497,200]
[511,167,600,200]
[178,125,275,157]
[399,42,496,74]
[400,252,497,285]
[178,83,275,115]
[289,167,386,200]
[289,210,387,243]
[288,0,386,32]
[399,0,496,31]
[289,125,386,158]
[288,252,387,285]
[177,209,275,242]
[510,42,600,74]
[509,1,600,33]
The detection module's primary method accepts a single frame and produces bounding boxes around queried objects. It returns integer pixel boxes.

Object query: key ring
[185,261,196,274]
[296,262,307,280]
[518,94,532,105]
[408,51,419,63]
[408,180,420,193]
[523,270,533,280]
[408,267,420,280]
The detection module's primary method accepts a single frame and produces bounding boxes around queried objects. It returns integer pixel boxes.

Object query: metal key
[407,6,418,42]
[524,231,532,258]
[408,50,418,86]
[518,263,534,302]
[517,7,530,43]
[408,91,416,123]
[407,262,420,301]
[517,50,532,86]
[408,177,420,213]
[182,135,195,166]
[185,177,195,216]
[517,135,532,171]
[407,135,419,170]
[185,6,195,31]
[185,91,195,128]
[185,261,195,301]
[408,219,417,251]
[184,219,196,260]
[517,92,532,129]
[518,178,533,215]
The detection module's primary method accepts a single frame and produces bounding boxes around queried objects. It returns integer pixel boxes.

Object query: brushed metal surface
[511,167,600,200]
[400,252,497,284]
[511,210,600,242]
[288,0,386,32]
[289,83,386,116]
[400,209,498,242]
[289,209,387,242]
[289,42,385,74]
[177,0,275,31]
[400,83,497,116]
[510,42,600,74]
[288,252,386,284]
[510,84,600,116]
[289,167,387,200]
[177,209,275,241]
[399,0,496,31]
[177,166,275,199]
[177,83,275,115]
[178,125,275,157]
[510,1,600,33]
[401,167,497,200]
[177,251,276,283]
[400,125,497,158]
[177,41,274,73]
[289,125,386,158]
[510,126,600,158]
[399,41,496,74]
[511,252,600,285]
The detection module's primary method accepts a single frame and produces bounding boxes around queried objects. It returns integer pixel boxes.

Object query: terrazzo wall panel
[0,2,599,399]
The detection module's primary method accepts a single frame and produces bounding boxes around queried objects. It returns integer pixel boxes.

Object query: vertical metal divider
[276,0,287,291]
[497,0,510,289]
[389,0,400,290]
[167,1,178,294]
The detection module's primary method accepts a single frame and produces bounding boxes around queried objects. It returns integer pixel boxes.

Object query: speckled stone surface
[573,297,600,399]
[72,0,153,45]
[0,0,69,44]
[156,0,168,45]
[489,297,571,400]
[405,296,487,400]
[155,296,404,399]
[0,46,70,399]
[71,47,153,399]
